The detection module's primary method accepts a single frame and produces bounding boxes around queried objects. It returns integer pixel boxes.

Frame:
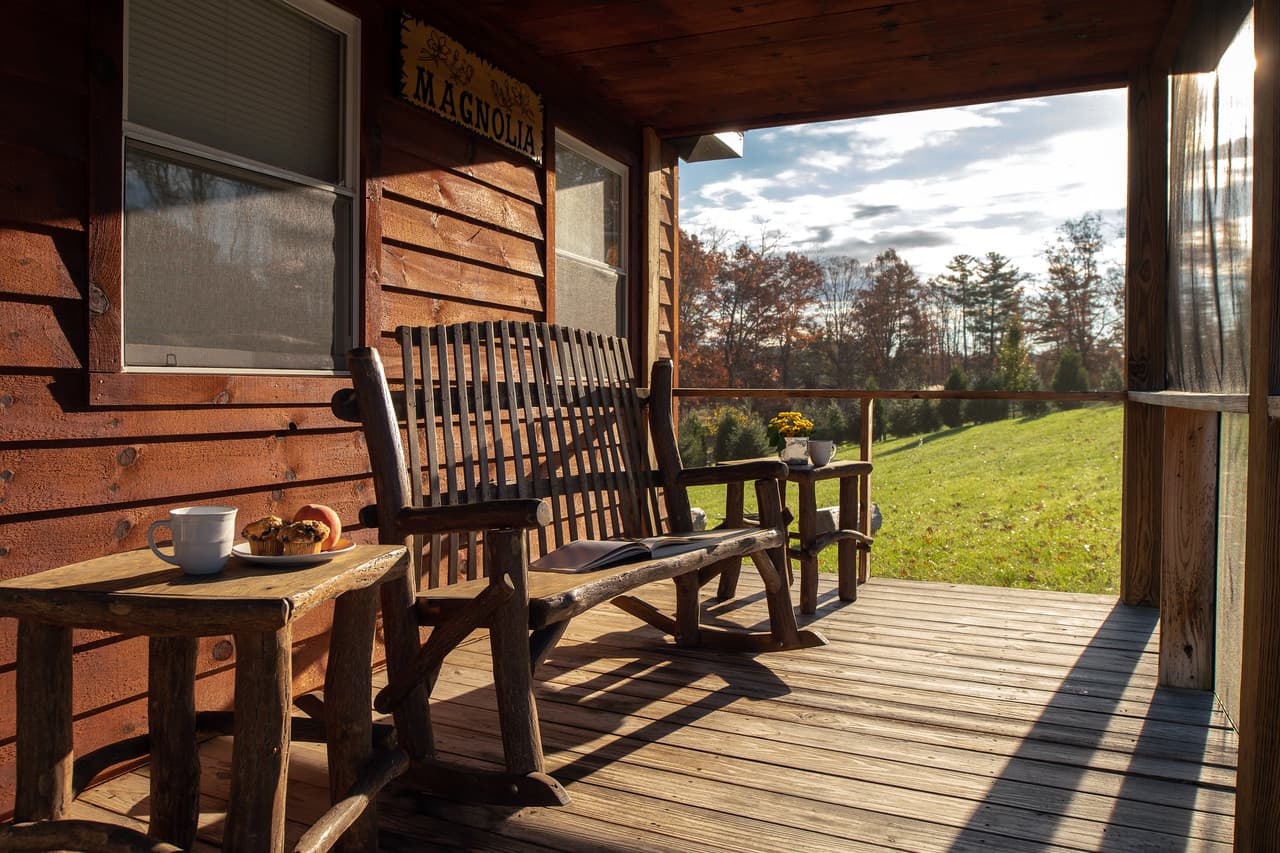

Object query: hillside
[687,404,1124,595]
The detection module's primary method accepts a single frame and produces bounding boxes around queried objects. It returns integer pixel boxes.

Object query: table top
[779,458,872,483]
[0,544,408,635]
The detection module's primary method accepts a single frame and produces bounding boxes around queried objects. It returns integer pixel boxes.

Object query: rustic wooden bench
[333,321,825,805]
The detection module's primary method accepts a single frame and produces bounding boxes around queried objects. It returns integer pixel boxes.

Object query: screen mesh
[123,143,351,370]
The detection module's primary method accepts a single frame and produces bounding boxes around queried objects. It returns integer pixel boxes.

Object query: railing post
[858,397,874,583]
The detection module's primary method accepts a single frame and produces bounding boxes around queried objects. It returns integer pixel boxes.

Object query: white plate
[232,539,355,566]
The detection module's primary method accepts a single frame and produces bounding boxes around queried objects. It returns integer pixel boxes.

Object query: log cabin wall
[0,0,643,814]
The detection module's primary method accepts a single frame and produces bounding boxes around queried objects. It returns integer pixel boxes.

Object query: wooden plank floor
[74,574,1238,851]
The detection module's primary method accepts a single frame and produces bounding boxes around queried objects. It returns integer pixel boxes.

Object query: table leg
[14,619,73,821]
[838,475,859,601]
[797,481,819,614]
[325,586,379,852]
[148,636,200,848]
[226,627,292,853]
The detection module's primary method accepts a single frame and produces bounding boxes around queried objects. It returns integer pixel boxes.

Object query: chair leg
[674,573,702,646]
[486,529,545,779]
[754,479,826,650]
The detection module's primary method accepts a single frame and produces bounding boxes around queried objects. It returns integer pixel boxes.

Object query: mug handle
[148,519,181,566]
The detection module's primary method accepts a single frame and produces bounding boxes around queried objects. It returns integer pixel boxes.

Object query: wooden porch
[69,572,1236,851]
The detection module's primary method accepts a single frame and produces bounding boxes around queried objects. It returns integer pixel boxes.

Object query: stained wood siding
[0,0,642,816]
[657,151,678,366]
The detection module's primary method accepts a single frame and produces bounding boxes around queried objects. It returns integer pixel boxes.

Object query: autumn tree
[677,229,726,386]
[1029,213,1123,382]
[854,249,932,388]
[815,255,872,386]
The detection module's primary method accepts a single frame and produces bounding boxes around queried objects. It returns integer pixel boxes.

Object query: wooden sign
[398,13,544,164]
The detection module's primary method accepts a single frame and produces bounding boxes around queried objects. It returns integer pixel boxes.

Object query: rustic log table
[716,459,873,614]
[0,543,408,852]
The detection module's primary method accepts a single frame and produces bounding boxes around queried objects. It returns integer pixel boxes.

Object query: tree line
[677,212,1124,439]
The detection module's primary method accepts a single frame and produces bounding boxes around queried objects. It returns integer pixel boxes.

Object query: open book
[530,532,720,573]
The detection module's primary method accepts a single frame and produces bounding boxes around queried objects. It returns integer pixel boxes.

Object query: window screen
[124,143,351,370]
[554,136,627,337]
[123,0,356,372]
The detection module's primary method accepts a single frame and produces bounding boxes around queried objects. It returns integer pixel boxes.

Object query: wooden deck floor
[74,574,1238,851]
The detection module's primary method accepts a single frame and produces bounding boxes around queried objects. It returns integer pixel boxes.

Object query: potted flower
[766,411,814,465]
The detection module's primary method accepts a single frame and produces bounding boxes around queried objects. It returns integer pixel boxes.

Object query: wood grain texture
[0,227,85,300]
[0,545,408,634]
[225,626,291,853]
[146,636,199,849]
[86,0,123,374]
[87,373,353,408]
[1159,408,1218,690]
[0,431,369,517]
[380,242,543,311]
[13,619,73,822]
[1238,0,1280,843]
[0,299,84,371]
[323,585,380,852]
[0,481,375,582]
[381,146,545,240]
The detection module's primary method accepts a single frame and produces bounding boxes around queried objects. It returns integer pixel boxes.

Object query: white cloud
[679,91,1128,281]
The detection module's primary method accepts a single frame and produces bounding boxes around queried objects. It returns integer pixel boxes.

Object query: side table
[0,543,408,852]
[716,459,873,614]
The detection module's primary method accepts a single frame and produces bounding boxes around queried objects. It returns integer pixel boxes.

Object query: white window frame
[120,0,361,375]
[554,130,629,335]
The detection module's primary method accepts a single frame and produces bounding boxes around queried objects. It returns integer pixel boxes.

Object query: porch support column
[1237,0,1280,843]
[641,127,666,373]
[1121,62,1169,607]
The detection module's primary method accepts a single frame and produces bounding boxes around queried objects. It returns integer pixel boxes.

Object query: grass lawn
[686,404,1123,595]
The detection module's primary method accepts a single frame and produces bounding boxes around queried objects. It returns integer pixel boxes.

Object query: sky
[677,89,1129,284]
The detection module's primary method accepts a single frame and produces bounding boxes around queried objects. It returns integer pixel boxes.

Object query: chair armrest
[360,500,551,536]
[678,459,789,487]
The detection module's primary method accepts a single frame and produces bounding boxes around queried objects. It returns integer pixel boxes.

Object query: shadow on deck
[75,575,1237,851]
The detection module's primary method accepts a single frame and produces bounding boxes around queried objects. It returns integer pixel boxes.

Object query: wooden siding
[0,0,643,816]
[73,575,1237,851]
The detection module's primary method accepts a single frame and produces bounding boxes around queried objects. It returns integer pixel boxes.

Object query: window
[554,133,628,337]
[122,0,358,372]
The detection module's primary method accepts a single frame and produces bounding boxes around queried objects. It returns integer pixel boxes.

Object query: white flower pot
[780,436,810,465]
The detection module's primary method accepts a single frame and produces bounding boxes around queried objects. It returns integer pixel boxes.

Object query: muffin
[280,520,331,556]
[241,515,285,556]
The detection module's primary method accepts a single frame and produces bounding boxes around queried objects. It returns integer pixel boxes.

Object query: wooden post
[325,586,379,853]
[838,474,858,601]
[225,628,292,853]
[1159,409,1218,688]
[1237,0,1280,842]
[486,528,544,778]
[1122,62,1169,607]
[14,620,73,822]
[796,480,819,614]
[858,398,874,583]
[642,128,664,372]
[147,636,200,849]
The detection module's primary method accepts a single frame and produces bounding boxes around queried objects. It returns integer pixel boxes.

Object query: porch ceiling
[466,0,1179,136]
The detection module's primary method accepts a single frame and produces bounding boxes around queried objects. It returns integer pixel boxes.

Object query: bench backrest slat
[394,322,662,588]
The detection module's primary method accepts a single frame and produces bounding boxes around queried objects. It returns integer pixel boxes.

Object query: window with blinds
[122,0,358,372]
[554,134,628,338]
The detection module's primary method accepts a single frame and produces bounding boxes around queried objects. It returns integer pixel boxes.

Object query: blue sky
[678,89,1128,283]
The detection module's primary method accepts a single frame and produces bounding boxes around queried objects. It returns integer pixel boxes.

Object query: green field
[687,405,1124,595]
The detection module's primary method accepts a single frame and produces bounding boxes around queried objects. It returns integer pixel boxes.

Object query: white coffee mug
[148,506,238,575]
[809,439,836,467]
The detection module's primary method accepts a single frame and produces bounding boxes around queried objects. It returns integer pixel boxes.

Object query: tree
[1052,348,1090,409]
[677,229,727,386]
[1029,213,1123,381]
[972,253,1024,363]
[855,250,932,388]
[816,256,872,386]
[936,253,979,372]
[939,365,967,428]
[995,314,1044,416]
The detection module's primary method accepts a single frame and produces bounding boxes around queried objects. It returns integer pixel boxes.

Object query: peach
[292,504,342,550]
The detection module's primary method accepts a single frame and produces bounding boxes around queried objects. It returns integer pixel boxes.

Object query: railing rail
[674,387,1126,402]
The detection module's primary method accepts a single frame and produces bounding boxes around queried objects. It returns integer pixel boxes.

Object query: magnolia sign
[399,14,544,164]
